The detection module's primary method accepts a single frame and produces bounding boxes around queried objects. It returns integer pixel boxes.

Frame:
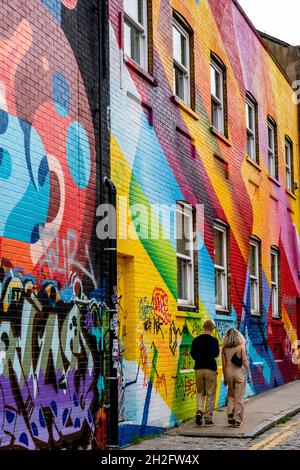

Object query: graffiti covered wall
[0,0,109,449]
[110,0,300,446]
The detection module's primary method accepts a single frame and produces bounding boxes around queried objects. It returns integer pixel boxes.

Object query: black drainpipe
[103,176,118,448]
[97,0,118,448]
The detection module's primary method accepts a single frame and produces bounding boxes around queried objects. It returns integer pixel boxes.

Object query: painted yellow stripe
[262,429,296,450]
[249,431,282,450]
[249,421,300,451]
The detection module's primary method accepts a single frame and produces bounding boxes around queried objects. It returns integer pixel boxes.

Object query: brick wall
[0,0,110,450]
[109,0,300,446]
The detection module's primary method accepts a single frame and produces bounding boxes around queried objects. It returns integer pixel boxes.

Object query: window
[173,18,190,105]
[246,96,258,162]
[176,203,195,306]
[124,0,148,69]
[214,224,228,311]
[267,118,278,179]
[211,58,225,134]
[285,137,293,192]
[271,248,280,319]
[249,238,261,315]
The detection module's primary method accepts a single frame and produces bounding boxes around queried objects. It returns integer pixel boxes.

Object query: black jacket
[190,334,220,371]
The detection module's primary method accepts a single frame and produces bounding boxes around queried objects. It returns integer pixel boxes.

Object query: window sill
[214,312,233,321]
[270,319,284,326]
[124,55,158,87]
[176,311,200,319]
[286,189,297,200]
[268,174,281,187]
[250,314,263,320]
[177,304,197,310]
[171,95,199,121]
[210,126,231,147]
[245,156,262,172]
[214,153,228,165]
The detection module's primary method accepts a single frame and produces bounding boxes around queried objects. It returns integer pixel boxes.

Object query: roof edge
[258,30,291,48]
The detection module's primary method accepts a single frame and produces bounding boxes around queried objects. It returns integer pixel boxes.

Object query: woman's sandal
[228,414,234,425]
[233,419,242,428]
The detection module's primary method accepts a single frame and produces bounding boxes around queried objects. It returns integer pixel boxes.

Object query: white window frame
[176,203,195,306]
[285,138,293,192]
[268,120,277,178]
[214,223,228,312]
[250,239,260,316]
[124,0,148,70]
[246,97,257,162]
[172,18,191,106]
[271,248,280,319]
[211,59,225,134]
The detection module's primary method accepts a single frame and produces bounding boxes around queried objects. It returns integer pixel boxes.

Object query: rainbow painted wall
[109,0,300,446]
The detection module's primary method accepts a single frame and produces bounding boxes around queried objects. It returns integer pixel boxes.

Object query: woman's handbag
[231,351,243,367]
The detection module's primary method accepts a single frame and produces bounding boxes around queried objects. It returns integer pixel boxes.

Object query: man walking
[190,319,220,426]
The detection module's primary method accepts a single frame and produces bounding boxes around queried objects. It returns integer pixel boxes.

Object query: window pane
[124,21,141,64]
[272,286,279,317]
[178,258,188,300]
[137,0,143,23]
[177,211,191,257]
[246,103,249,128]
[214,229,224,266]
[268,124,274,152]
[212,100,218,128]
[271,253,277,283]
[215,269,223,306]
[286,168,292,191]
[250,279,258,313]
[215,70,221,99]
[247,133,255,159]
[212,100,223,131]
[214,226,227,310]
[215,269,226,307]
[250,244,257,276]
[131,27,141,64]
[124,22,131,57]
[246,102,254,131]
[124,0,142,23]
[210,65,216,96]
[211,61,224,133]
[285,142,292,190]
[181,34,187,67]
[268,126,272,148]
[285,143,291,166]
[174,66,185,100]
[211,66,221,99]
[268,153,275,176]
[173,26,183,65]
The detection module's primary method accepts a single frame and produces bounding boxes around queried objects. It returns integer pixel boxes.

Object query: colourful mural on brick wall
[110,0,300,446]
[0,0,107,449]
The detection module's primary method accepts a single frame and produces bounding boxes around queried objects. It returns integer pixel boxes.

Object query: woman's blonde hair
[222,328,244,349]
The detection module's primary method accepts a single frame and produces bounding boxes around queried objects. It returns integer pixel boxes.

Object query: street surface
[128,413,300,451]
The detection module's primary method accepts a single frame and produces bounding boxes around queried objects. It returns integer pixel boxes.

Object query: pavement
[126,380,300,450]
[173,380,300,438]
[127,412,300,451]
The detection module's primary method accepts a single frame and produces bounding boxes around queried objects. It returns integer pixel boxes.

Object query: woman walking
[222,328,251,427]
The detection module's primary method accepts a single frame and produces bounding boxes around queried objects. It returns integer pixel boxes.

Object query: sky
[238,0,300,45]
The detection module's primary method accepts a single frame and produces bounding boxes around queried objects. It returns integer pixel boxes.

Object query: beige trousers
[195,369,217,420]
[227,376,246,424]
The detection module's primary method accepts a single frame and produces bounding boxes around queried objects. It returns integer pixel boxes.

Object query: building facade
[0,0,112,450]
[0,0,300,451]
[110,0,300,447]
